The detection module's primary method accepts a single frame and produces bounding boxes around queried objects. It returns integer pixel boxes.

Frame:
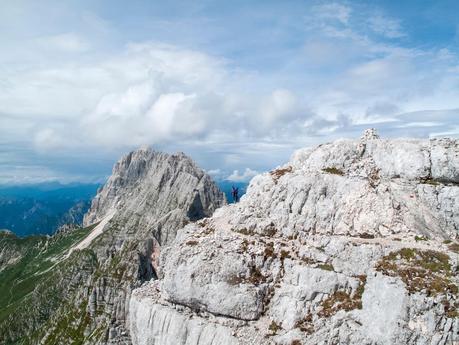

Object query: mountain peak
[84,147,225,244]
[0,147,226,344]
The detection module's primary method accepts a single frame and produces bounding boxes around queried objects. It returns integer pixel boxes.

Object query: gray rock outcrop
[74,148,225,343]
[84,148,225,246]
[129,130,459,345]
[0,147,226,345]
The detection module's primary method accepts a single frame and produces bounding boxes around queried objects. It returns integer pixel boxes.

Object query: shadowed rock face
[130,130,459,345]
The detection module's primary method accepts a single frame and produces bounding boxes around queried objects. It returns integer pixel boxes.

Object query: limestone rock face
[160,223,274,321]
[84,148,225,245]
[130,283,238,345]
[130,130,459,345]
[232,131,459,239]
[69,148,225,343]
[0,147,225,345]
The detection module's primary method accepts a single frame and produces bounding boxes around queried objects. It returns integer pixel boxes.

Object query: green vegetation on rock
[322,167,345,176]
[0,226,96,344]
[376,248,457,297]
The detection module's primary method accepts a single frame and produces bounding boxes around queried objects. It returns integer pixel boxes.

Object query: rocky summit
[129,129,459,345]
[1,130,458,345]
[84,148,225,245]
[0,148,225,344]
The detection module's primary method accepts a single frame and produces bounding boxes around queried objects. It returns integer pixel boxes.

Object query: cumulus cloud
[78,44,239,147]
[226,168,258,182]
[260,89,298,126]
[1,1,459,183]
[206,169,221,176]
[0,164,89,185]
[1,42,315,154]
[34,128,65,152]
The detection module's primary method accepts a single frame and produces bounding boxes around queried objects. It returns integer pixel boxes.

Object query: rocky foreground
[129,130,459,345]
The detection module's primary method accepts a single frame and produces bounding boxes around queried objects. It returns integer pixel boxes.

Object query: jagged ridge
[0,147,225,344]
[130,130,459,345]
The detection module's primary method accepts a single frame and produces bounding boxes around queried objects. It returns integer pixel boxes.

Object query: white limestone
[129,130,459,345]
[84,148,226,246]
[130,285,238,345]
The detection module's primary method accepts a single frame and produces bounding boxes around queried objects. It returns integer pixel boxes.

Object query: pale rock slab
[130,285,237,345]
[129,130,459,345]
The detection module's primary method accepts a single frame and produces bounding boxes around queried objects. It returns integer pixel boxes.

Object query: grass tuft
[420,178,440,186]
[322,167,344,176]
[415,235,428,242]
[268,321,281,334]
[376,248,456,298]
[318,275,366,318]
[448,243,459,254]
[317,263,334,271]
[270,166,293,182]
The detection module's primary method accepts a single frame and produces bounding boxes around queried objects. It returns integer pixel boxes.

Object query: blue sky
[1,0,459,184]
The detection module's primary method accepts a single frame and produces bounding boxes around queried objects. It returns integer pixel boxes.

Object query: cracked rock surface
[0,147,225,345]
[84,147,225,245]
[130,130,459,345]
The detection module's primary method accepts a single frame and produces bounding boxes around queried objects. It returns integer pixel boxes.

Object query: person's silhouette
[231,186,239,203]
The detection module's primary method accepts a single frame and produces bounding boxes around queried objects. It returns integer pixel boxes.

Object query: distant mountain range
[0,183,100,237]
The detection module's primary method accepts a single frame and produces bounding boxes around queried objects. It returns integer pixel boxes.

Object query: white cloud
[36,33,90,53]
[1,1,459,184]
[34,128,64,152]
[429,126,459,138]
[0,164,86,185]
[226,168,258,182]
[76,44,237,148]
[207,169,221,176]
[1,42,316,154]
[260,89,298,125]
[396,121,443,128]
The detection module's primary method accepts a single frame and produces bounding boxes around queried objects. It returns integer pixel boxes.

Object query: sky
[1,0,459,184]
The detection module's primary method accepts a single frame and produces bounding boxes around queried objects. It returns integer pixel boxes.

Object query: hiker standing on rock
[231,186,239,203]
